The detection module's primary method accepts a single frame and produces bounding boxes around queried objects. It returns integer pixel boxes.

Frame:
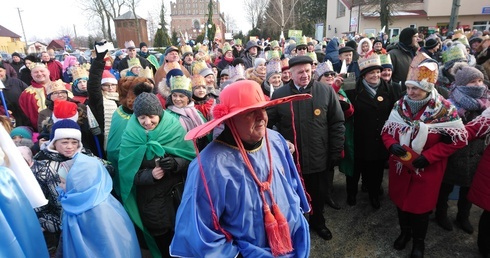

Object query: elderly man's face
[0,68,6,81]
[31,67,50,84]
[339,52,353,65]
[229,108,268,144]
[290,63,312,87]
[166,51,180,62]
[41,53,51,62]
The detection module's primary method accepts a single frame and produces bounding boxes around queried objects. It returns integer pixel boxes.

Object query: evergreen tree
[154,0,171,47]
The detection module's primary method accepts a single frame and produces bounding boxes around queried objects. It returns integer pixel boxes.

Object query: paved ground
[309,168,482,258]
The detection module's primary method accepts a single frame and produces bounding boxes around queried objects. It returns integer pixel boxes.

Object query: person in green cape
[118,92,196,258]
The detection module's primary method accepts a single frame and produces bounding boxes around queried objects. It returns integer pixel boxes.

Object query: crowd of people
[1,26,490,258]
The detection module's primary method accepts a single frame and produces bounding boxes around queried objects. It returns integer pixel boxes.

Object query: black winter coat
[267,80,345,174]
[345,79,402,161]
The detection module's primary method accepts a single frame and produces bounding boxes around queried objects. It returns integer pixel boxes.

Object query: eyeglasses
[51,90,68,96]
[297,47,307,51]
[323,72,336,77]
[102,84,117,88]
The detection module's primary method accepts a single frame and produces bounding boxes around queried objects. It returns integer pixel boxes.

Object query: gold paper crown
[140,67,153,80]
[198,44,209,54]
[234,38,242,46]
[442,44,466,63]
[81,63,91,72]
[358,54,382,72]
[406,52,439,84]
[222,42,233,54]
[265,50,282,61]
[46,79,69,95]
[191,60,208,75]
[31,62,46,70]
[181,45,193,54]
[266,60,282,75]
[128,58,142,69]
[456,36,470,47]
[72,67,89,81]
[280,58,289,69]
[270,40,280,49]
[315,60,334,77]
[306,37,313,44]
[453,30,465,39]
[306,52,318,62]
[228,64,245,81]
[298,36,308,46]
[170,75,192,92]
[339,38,345,45]
[191,75,206,87]
[164,61,181,73]
[124,40,135,49]
[379,54,392,66]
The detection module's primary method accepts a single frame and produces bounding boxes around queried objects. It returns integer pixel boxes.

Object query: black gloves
[160,156,178,172]
[94,41,109,61]
[389,144,407,157]
[439,133,453,144]
[412,155,429,169]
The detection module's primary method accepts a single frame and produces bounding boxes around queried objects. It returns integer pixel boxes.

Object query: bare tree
[125,0,142,43]
[225,14,238,33]
[243,0,269,29]
[355,0,416,35]
[78,0,124,43]
[264,0,301,38]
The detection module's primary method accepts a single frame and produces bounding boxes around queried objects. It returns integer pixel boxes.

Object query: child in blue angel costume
[170,80,312,258]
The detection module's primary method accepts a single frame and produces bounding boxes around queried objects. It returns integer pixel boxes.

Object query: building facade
[325,0,490,39]
[114,11,149,49]
[170,0,226,41]
[0,25,26,54]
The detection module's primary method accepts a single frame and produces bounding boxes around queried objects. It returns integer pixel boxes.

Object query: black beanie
[345,40,357,50]
[399,28,417,46]
[133,92,163,117]
[139,42,148,49]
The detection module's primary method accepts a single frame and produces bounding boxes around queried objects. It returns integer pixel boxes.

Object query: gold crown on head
[306,52,318,62]
[234,38,242,46]
[164,61,181,73]
[358,54,382,72]
[140,67,153,80]
[406,52,439,84]
[379,54,392,66]
[266,50,281,61]
[72,67,89,81]
[442,43,466,63]
[128,58,142,69]
[47,79,69,95]
[191,60,208,75]
[222,42,233,54]
[181,45,193,54]
[191,75,206,87]
[31,62,46,70]
[124,40,135,49]
[170,75,192,92]
[270,40,279,49]
[298,36,308,46]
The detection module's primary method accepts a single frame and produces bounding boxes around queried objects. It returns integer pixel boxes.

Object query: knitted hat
[139,42,147,49]
[10,126,33,140]
[399,27,417,46]
[315,60,334,79]
[424,39,439,50]
[133,92,163,117]
[47,119,82,152]
[170,76,192,100]
[24,54,38,63]
[101,70,118,85]
[12,52,21,58]
[379,54,393,70]
[46,80,69,96]
[345,40,357,50]
[199,67,214,78]
[220,68,229,77]
[405,52,439,92]
[358,54,383,76]
[166,68,184,87]
[454,64,484,86]
[52,99,79,123]
[254,58,266,70]
[265,60,282,81]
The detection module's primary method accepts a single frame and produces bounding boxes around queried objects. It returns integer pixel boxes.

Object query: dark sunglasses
[297,47,307,51]
[323,72,336,77]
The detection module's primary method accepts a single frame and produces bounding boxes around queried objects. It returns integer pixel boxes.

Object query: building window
[473,21,490,32]
[337,0,345,18]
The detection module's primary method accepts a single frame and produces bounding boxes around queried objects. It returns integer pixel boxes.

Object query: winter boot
[456,187,474,234]
[411,239,425,258]
[479,211,490,257]
[456,214,474,234]
[436,212,453,231]
[394,208,412,250]
[435,183,453,231]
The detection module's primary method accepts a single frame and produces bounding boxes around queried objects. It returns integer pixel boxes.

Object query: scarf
[450,85,489,119]
[405,96,431,115]
[362,79,380,98]
[118,112,196,257]
[167,103,206,132]
[224,56,234,63]
[382,90,467,174]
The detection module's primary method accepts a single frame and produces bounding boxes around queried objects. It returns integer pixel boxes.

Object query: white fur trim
[47,128,81,151]
[52,112,79,123]
[101,77,118,85]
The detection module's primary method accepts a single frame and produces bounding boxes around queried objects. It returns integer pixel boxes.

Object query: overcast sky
[1,0,250,42]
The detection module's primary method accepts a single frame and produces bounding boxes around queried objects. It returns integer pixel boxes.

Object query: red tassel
[272,204,293,254]
[264,205,291,257]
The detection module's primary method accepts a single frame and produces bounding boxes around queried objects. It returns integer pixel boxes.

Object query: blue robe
[59,153,141,258]
[0,166,49,258]
[170,129,310,257]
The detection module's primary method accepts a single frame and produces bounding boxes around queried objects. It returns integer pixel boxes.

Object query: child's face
[54,138,80,157]
[12,136,23,144]
[59,177,66,191]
